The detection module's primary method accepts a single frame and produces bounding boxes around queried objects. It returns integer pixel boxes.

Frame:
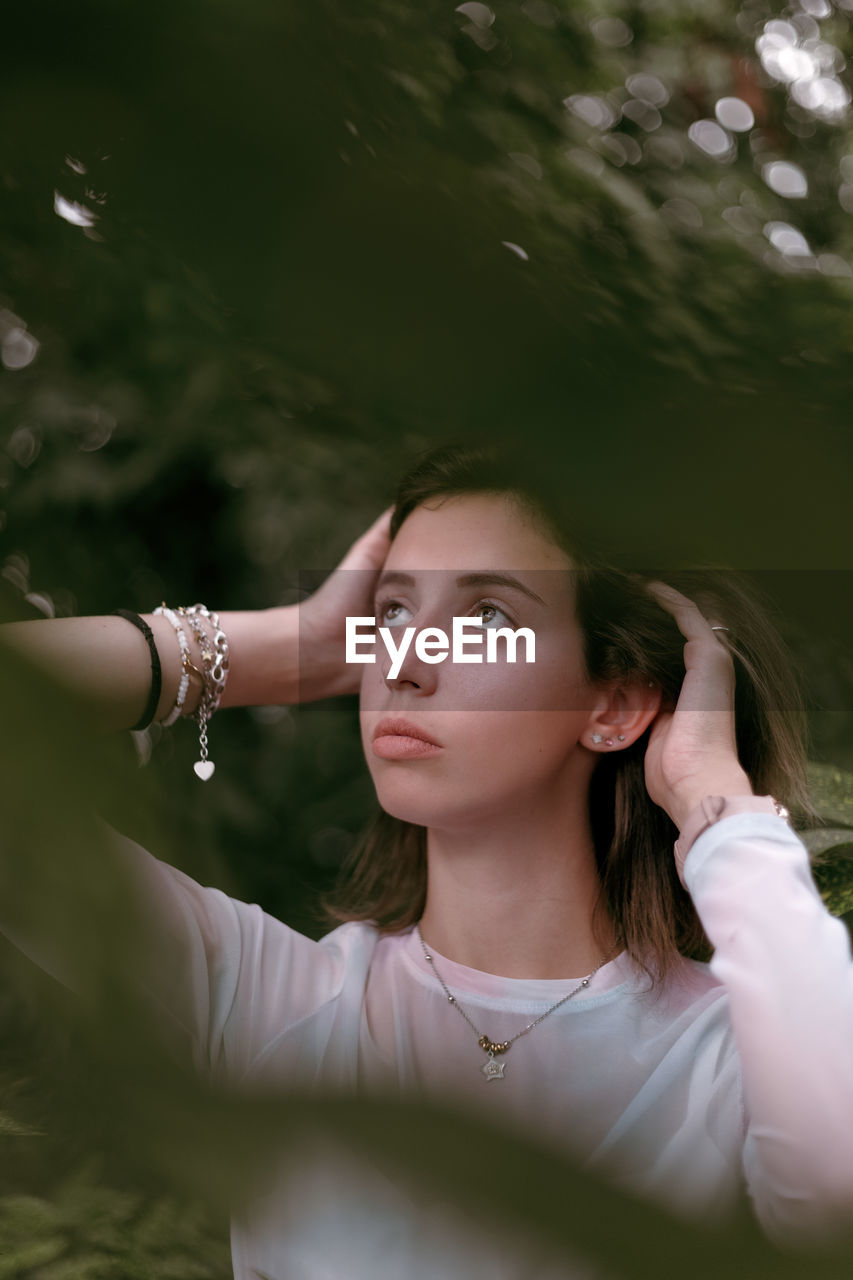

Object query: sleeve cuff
[674,795,791,887]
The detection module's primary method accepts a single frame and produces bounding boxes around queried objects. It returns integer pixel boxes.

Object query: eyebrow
[374,570,547,607]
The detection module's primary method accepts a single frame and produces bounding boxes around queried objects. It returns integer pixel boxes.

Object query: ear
[582,680,661,752]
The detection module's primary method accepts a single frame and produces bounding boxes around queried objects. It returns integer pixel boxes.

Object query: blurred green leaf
[797,766,853,915]
[802,828,853,859]
[807,763,853,830]
[0,1110,43,1137]
[811,849,853,919]
[0,1238,65,1280]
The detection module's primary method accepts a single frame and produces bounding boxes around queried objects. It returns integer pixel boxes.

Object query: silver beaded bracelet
[177,603,230,780]
[149,600,231,780]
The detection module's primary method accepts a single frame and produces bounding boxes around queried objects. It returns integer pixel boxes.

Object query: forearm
[0,507,393,729]
[684,813,853,1239]
[0,606,301,733]
[212,607,300,709]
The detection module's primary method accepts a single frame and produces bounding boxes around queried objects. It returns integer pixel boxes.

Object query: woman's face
[359,492,598,830]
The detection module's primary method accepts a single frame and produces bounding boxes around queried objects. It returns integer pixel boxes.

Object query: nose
[382,635,440,695]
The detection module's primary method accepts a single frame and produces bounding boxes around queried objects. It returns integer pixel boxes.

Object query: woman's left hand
[642,582,754,832]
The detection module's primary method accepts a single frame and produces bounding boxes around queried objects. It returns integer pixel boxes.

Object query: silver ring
[710,625,730,633]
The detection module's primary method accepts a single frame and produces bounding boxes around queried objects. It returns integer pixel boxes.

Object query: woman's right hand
[294,507,393,703]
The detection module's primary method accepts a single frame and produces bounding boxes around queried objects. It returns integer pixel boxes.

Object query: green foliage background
[2,0,853,1274]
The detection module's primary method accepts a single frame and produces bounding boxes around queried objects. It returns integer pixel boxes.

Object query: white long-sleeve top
[8,813,853,1277]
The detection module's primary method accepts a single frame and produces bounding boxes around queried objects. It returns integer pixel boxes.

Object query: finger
[645,581,728,648]
[645,581,735,715]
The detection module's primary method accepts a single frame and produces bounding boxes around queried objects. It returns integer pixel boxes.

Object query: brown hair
[322,443,815,983]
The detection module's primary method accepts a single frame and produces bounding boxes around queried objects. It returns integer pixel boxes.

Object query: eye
[473,600,514,629]
[376,598,413,628]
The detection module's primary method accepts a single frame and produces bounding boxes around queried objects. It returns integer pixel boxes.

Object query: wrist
[215,605,301,708]
[668,769,753,834]
[293,604,361,703]
[222,603,358,709]
[267,603,354,705]
[673,793,791,887]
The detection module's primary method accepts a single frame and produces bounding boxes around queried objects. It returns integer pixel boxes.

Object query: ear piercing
[591,733,626,746]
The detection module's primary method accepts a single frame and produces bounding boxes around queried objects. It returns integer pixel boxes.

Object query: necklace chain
[415,925,619,1079]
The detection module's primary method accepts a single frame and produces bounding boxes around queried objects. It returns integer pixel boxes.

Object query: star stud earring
[591,732,603,744]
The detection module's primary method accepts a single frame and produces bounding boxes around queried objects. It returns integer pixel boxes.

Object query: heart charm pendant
[193,760,215,781]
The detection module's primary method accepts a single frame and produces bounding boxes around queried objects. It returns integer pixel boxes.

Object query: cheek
[362,710,589,827]
[358,655,588,714]
[461,710,589,772]
[475,641,590,714]
[444,719,580,811]
[359,660,388,711]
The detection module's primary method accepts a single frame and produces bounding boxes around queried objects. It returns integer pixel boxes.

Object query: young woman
[2,444,853,1278]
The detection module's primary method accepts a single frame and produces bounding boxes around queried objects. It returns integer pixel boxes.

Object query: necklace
[415,926,618,1081]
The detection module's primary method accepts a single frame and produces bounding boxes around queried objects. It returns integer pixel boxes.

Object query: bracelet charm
[146,600,231,779]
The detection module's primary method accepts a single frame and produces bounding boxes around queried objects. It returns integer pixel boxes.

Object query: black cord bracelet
[112,609,162,731]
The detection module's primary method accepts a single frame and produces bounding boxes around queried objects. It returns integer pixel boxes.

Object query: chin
[375,790,439,829]
[372,777,489,831]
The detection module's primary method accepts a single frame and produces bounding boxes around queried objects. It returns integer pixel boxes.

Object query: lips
[371,717,443,760]
[372,718,441,747]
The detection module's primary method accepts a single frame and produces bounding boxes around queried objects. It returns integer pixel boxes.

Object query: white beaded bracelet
[153,604,192,726]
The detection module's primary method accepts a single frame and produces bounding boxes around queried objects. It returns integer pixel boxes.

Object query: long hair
[322,444,815,982]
